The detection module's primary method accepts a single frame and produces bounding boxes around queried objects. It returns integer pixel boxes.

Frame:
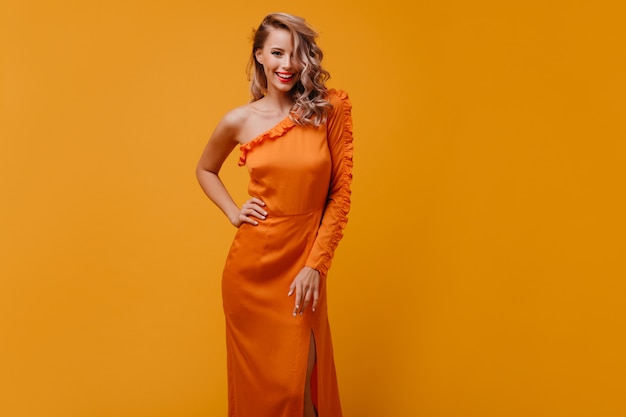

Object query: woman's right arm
[196,111,267,228]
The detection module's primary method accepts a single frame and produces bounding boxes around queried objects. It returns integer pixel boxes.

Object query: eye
[271,51,283,57]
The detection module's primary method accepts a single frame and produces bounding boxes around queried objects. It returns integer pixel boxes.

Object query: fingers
[242,199,267,219]
[289,279,304,317]
[288,269,320,317]
[292,284,301,317]
[298,283,319,315]
[301,282,313,312]
[249,197,265,206]
[312,286,319,313]
[239,198,267,225]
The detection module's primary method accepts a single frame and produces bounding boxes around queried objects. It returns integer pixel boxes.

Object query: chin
[273,84,294,93]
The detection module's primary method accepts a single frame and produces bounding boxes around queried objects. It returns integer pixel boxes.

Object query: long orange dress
[221,89,352,417]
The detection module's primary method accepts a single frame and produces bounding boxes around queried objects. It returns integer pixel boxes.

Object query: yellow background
[2,1,625,416]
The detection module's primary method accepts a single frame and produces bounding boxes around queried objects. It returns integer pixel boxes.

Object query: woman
[196,12,352,417]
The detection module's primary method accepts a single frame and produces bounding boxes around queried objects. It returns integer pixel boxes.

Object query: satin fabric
[221,89,353,417]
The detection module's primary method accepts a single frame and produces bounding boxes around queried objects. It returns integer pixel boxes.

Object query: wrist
[228,214,240,227]
[304,266,320,275]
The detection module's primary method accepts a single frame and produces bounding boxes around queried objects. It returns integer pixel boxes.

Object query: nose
[281,54,293,70]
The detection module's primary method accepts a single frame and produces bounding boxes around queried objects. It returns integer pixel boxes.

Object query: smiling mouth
[276,72,294,82]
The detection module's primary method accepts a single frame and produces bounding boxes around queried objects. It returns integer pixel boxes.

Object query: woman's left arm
[289,90,354,316]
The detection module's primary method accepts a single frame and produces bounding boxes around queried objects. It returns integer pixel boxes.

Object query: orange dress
[221,89,352,417]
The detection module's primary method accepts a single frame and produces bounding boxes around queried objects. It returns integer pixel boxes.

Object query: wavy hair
[247,13,332,126]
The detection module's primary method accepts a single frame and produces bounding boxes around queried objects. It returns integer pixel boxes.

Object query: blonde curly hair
[247,13,332,126]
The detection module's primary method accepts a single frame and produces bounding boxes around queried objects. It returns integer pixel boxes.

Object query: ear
[254,49,263,65]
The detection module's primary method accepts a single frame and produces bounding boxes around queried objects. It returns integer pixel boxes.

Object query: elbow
[195,163,204,181]
[196,163,219,181]
[195,163,210,183]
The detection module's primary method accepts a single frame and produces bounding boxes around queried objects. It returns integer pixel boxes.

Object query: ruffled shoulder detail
[327,88,350,107]
[238,117,296,166]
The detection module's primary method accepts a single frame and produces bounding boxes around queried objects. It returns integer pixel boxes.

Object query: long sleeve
[305,89,354,276]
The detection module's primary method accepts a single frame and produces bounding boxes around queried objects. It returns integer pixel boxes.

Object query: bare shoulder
[218,104,264,144]
[219,105,250,132]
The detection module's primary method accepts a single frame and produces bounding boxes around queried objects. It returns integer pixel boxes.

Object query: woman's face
[255,28,300,94]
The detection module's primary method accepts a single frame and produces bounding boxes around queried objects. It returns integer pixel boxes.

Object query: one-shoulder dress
[221,89,353,417]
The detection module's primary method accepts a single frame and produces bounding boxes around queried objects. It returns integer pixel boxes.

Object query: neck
[263,89,294,114]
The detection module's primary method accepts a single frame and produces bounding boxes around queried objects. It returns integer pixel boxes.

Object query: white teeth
[277,73,293,79]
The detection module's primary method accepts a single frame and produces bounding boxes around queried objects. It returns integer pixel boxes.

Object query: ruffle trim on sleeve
[238,117,296,166]
[316,89,354,276]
